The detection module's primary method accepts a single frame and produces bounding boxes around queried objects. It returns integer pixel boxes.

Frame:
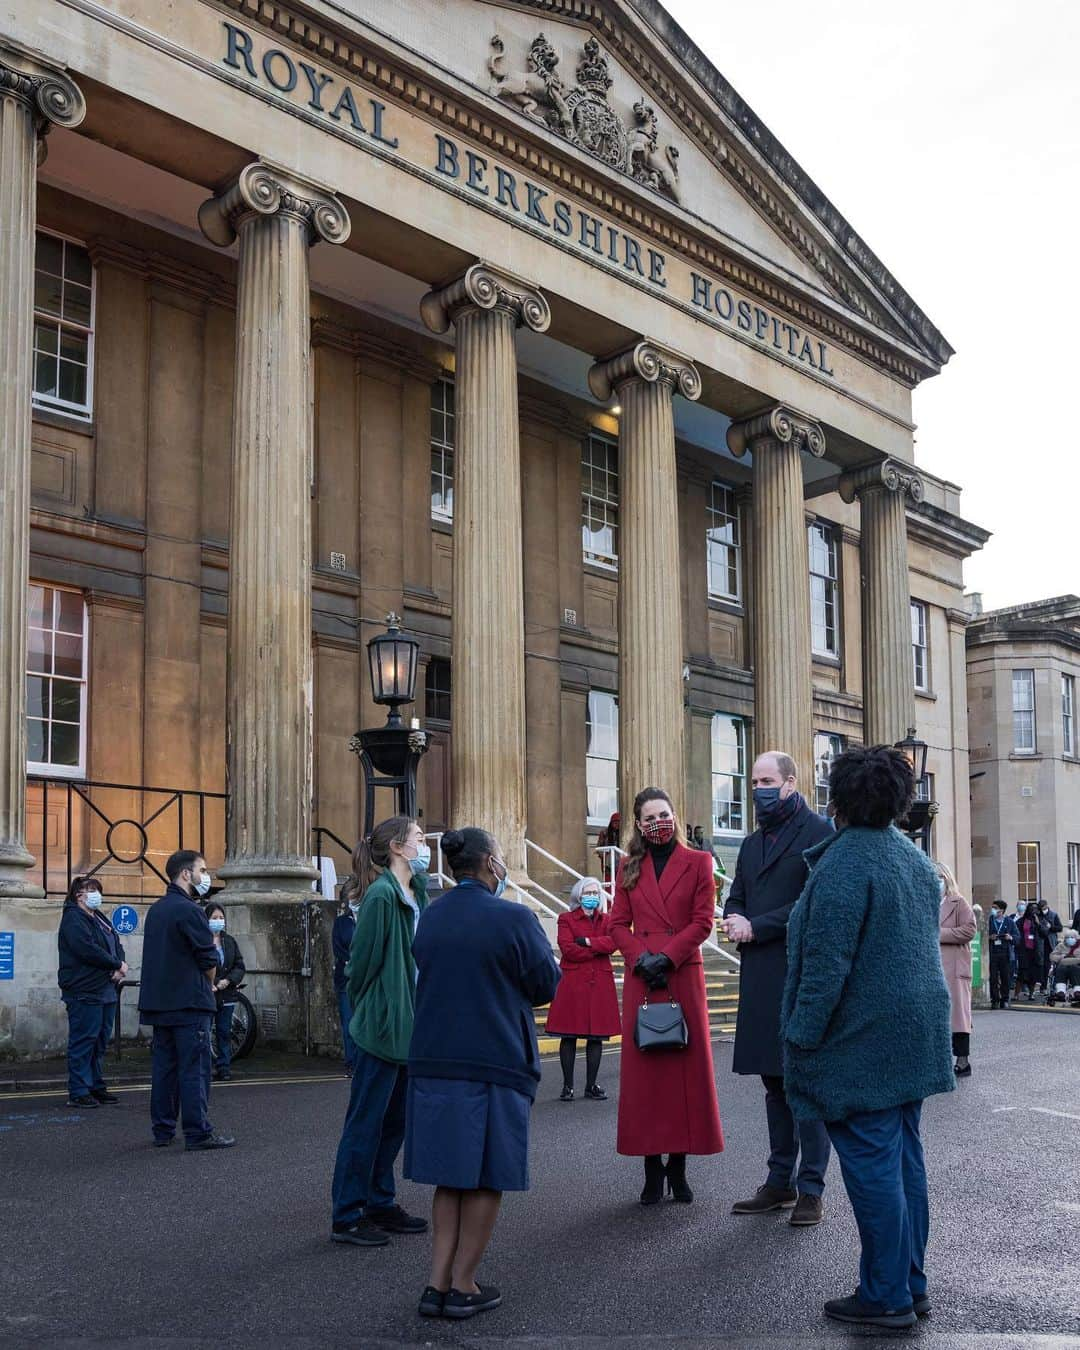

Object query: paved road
[1,1011,1077,1349]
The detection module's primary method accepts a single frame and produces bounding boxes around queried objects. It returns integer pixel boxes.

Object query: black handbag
[634,995,689,1051]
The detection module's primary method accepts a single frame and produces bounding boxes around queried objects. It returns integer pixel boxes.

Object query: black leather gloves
[635,952,673,989]
[574,936,589,947]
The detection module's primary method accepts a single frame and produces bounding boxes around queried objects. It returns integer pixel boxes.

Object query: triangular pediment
[340,0,951,372]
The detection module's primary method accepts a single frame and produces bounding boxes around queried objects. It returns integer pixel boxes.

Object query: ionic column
[588,342,701,819]
[199,163,351,897]
[728,406,826,780]
[0,50,84,897]
[420,263,550,874]
[840,460,924,746]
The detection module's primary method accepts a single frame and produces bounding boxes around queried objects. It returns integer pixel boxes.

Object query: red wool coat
[609,845,724,1157]
[544,907,621,1037]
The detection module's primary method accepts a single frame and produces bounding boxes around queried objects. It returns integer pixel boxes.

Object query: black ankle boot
[666,1152,693,1203]
[640,1154,665,1206]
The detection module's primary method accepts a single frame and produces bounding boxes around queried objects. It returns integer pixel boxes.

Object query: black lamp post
[349,613,429,837]
[894,726,936,854]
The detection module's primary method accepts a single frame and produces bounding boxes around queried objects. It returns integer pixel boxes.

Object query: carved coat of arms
[488,32,681,203]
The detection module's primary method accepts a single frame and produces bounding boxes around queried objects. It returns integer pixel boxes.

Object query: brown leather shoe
[731,1184,798,1214]
[789,1193,825,1226]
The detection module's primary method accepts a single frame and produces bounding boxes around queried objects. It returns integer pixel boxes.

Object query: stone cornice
[906,500,991,562]
[87,238,238,308]
[215,0,939,387]
[198,160,351,249]
[587,339,700,400]
[726,404,825,460]
[838,458,925,505]
[420,262,551,334]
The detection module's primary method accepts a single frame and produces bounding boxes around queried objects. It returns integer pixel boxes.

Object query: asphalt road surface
[1,1011,1077,1349]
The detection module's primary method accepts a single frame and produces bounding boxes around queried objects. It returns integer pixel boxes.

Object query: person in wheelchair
[1046,929,1080,1006]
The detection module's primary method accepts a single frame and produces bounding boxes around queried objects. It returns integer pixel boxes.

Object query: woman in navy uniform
[332,898,359,1074]
[57,874,128,1108]
[203,901,246,1081]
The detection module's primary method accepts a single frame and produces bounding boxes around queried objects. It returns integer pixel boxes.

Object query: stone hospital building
[0,0,988,1056]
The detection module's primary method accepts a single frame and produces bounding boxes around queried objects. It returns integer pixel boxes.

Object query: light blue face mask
[208,917,225,933]
[580,893,601,912]
[491,860,508,899]
[408,843,432,877]
[83,891,103,910]
[191,872,212,898]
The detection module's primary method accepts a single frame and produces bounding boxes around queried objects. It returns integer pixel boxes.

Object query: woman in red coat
[545,878,621,1101]
[610,786,724,1205]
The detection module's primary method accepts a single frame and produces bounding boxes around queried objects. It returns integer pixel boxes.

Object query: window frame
[1016,840,1041,903]
[424,657,451,725]
[26,582,89,780]
[812,731,846,815]
[1062,673,1076,758]
[581,433,619,571]
[706,480,742,603]
[808,520,840,659]
[429,377,455,524]
[911,599,930,693]
[1067,841,1080,921]
[1011,668,1037,755]
[585,690,619,826]
[710,712,747,837]
[32,229,96,422]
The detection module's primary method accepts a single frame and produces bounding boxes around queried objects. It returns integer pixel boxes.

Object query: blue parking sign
[0,932,13,980]
[111,906,138,935]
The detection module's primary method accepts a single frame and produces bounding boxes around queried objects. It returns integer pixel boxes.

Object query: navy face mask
[752,787,782,816]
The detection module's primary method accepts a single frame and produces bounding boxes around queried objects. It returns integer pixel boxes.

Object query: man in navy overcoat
[722,750,833,1225]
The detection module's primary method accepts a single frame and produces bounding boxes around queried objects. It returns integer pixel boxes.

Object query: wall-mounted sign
[0,933,13,980]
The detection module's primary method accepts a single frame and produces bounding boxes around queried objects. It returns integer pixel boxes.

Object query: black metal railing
[27,777,226,901]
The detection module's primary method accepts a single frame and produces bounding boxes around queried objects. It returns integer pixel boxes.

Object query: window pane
[34,321,59,356]
[53,632,83,679]
[35,232,63,276]
[27,719,46,763]
[56,590,83,635]
[34,268,63,317]
[28,585,47,629]
[49,721,80,767]
[34,351,58,398]
[58,360,87,406]
[26,676,47,719]
[63,283,92,327]
[60,329,88,364]
[65,244,92,287]
[28,628,52,674]
[50,679,82,722]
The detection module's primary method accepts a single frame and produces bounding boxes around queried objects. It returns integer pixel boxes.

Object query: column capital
[838,458,925,505]
[587,340,701,403]
[726,404,825,460]
[419,261,551,335]
[198,161,351,249]
[0,43,85,139]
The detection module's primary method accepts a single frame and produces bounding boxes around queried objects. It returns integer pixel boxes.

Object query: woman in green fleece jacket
[329,814,431,1248]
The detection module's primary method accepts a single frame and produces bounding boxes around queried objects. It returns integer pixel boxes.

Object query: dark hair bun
[442,829,466,859]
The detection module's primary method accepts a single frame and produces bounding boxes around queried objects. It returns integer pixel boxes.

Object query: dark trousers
[336,988,358,1069]
[1017,950,1041,994]
[762,1074,830,1197]
[988,945,1011,1005]
[64,998,116,1097]
[213,1004,235,1071]
[331,1048,406,1226]
[827,1101,928,1312]
[150,1018,213,1145]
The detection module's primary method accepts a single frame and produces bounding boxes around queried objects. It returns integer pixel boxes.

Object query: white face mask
[83,891,103,910]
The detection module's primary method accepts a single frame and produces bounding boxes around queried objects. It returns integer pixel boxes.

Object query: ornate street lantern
[894,727,929,785]
[895,727,935,855]
[367,613,419,728]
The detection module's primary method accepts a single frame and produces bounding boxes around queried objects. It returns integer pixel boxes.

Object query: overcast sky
[662,0,1078,611]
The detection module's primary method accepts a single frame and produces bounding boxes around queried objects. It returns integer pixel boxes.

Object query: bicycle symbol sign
[111,905,139,935]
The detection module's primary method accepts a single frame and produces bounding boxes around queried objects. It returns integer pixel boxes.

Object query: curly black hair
[828,745,915,828]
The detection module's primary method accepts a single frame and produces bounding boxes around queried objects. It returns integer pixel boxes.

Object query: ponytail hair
[341,815,415,905]
[620,786,685,891]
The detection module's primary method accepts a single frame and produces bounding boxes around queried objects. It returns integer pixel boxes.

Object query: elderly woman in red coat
[545,877,621,1102]
[610,787,724,1206]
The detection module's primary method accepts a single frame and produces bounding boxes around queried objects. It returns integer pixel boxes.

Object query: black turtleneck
[648,837,677,881]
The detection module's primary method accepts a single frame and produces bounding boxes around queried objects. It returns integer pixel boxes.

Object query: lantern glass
[895,729,929,785]
[367,616,419,725]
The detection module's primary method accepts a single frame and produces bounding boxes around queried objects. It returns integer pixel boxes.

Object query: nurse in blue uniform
[57,874,128,1108]
[406,826,560,1322]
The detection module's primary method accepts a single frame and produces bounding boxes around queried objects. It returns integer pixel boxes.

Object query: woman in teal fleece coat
[782,745,954,1333]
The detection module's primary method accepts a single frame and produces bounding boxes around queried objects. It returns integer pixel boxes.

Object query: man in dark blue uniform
[722,750,833,1226]
[139,850,235,1150]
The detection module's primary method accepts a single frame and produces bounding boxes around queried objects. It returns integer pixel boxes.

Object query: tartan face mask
[640,817,675,846]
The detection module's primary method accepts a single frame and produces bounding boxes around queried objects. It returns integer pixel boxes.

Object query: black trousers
[988,945,1011,1005]
[762,1074,830,1196]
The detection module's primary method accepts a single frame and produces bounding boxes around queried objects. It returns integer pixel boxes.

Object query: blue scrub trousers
[213,1004,235,1072]
[336,988,358,1069]
[762,1074,830,1197]
[826,1100,928,1312]
[331,1048,406,1225]
[64,997,116,1097]
[149,1016,214,1145]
